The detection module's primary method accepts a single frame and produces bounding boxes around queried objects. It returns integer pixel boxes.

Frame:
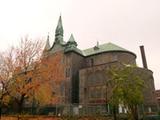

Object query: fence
[1,103,158,116]
[2,103,109,116]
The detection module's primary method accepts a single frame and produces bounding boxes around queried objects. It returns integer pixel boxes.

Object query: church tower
[55,16,64,44]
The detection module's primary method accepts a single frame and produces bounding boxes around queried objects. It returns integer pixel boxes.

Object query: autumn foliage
[0,37,65,114]
[41,53,66,104]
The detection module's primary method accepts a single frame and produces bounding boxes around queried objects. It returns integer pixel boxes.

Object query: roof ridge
[82,42,135,56]
[105,42,128,51]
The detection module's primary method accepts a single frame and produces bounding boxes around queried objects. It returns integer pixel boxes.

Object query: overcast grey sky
[0,0,160,89]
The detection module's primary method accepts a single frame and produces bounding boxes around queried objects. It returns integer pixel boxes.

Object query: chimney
[140,45,148,69]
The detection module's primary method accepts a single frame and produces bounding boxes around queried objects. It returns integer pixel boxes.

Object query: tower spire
[66,34,77,47]
[69,34,76,42]
[55,15,64,43]
[44,33,50,51]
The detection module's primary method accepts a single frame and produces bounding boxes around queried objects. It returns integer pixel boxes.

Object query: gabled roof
[83,42,136,57]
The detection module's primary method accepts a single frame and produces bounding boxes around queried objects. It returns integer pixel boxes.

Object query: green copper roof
[83,42,135,56]
[55,15,63,36]
[64,47,83,55]
[44,16,136,57]
[64,34,82,55]
[68,34,75,42]
[54,16,64,43]
[67,34,77,46]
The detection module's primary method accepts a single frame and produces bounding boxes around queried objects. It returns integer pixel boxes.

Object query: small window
[90,58,94,66]
[96,86,101,98]
[84,87,87,93]
[148,107,152,113]
[89,87,95,98]
[101,86,106,98]
[66,68,70,77]
[60,82,65,96]
[112,55,118,61]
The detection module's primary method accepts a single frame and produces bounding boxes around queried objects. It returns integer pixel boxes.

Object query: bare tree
[0,47,17,117]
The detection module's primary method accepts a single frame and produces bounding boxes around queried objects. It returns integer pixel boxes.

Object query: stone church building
[43,16,158,113]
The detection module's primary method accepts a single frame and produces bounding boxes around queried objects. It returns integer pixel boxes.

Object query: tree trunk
[131,105,139,120]
[113,105,117,120]
[18,102,23,114]
[17,94,25,114]
[0,102,1,119]
[0,97,3,119]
